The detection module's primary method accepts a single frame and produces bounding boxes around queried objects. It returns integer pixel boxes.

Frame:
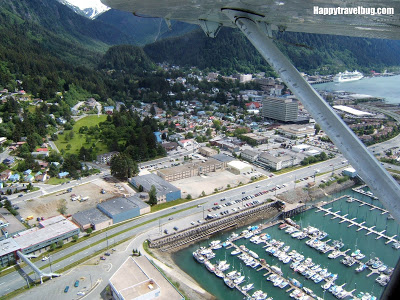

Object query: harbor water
[173,187,400,299]
[314,75,400,104]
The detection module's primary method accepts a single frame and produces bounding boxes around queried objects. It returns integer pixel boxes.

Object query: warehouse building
[241,149,259,162]
[72,208,113,231]
[13,215,80,255]
[156,158,225,183]
[227,161,253,175]
[97,196,150,224]
[342,167,358,178]
[131,174,181,203]
[0,238,20,267]
[109,256,184,300]
[277,124,315,139]
[258,153,297,170]
[198,146,218,157]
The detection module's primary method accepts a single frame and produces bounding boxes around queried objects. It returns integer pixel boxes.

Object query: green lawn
[55,115,108,155]
[47,177,69,185]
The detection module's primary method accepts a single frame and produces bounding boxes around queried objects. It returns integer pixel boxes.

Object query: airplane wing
[102,0,400,40]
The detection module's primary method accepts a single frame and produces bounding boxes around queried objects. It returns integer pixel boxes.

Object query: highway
[1,134,399,297]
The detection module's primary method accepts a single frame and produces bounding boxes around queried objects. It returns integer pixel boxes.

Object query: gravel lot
[19,178,133,222]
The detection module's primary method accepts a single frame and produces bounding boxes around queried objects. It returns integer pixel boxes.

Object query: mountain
[0,0,135,51]
[144,27,400,75]
[96,9,197,45]
[57,0,110,19]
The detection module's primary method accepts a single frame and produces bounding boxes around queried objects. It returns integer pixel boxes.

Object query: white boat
[333,70,363,82]
[234,276,245,284]
[242,283,254,292]
[271,265,283,275]
[205,261,215,273]
[231,249,241,255]
[249,250,259,259]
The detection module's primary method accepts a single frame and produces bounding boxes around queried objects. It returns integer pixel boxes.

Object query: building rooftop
[131,174,180,196]
[259,152,294,163]
[0,208,26,237]
[241,149,259,157]
[109,256,183,300]
[72,208,111,226]
[0,238,20,256]
[13,215,79,251]
[333,105,373,117]
[227,160,252,169]
[212,154,235,163]
[97,197,139,217]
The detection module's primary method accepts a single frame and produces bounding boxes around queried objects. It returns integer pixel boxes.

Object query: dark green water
[173,188,400,299]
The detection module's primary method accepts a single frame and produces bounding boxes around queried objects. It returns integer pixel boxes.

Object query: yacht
[242,283,255,292]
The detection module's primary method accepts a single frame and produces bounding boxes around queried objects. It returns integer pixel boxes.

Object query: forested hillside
[96,9,197,45]
[144,27,400,75]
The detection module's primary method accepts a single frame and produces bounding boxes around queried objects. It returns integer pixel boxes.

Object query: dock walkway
[315,207,398,245]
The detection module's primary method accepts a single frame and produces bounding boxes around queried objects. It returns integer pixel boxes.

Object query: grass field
[55,115,108,155]
[47,177,69,185]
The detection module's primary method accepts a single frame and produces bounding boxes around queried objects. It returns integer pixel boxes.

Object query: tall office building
[262,97,299,122]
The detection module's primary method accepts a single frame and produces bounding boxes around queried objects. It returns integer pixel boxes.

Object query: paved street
[1,134,399,297]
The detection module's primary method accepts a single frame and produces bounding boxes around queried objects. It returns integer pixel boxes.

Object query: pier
[316,206,398,244]
[352,186,379,200]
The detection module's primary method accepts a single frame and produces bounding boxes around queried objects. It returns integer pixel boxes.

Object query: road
[1,134,400,297]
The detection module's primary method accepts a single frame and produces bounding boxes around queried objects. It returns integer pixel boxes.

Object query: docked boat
[224,277,235,289]
[249,250,259,259]
[289,277,302,288]
[234,276,245,284]
[355,263,367,273]
[271,265,283,275]
[214,269,224,278]
[231,249,241,255]
[226,270,237,279]
[242,283,254,292]
[192,251,205,263]
[333,70,363,82]
[205,261,215,273]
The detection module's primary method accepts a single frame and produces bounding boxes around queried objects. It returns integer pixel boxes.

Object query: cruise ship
[333,70,363,82]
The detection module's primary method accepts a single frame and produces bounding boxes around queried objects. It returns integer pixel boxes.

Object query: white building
[227,160,253,174]
[258,153,297,170]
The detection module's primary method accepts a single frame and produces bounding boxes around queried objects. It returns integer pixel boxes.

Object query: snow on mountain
[58,0,110,19]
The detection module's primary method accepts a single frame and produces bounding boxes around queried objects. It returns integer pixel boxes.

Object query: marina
[173,187,400,300]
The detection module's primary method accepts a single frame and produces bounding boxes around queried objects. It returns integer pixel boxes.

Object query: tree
[148,185,157,205]
[57,199,68,215]
[86,228,93,235]
[186,194,192,200]
[57,240,64,248]
[110,153,138,179]
[50,243,57,251]
[138,185,144,192]
[315,124,321,135]
[72,235,79,242]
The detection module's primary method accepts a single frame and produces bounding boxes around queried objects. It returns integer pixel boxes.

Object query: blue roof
[153,132,162,143]
[9,174,20,181]
[58,172,69,177]
[24,169,32,175]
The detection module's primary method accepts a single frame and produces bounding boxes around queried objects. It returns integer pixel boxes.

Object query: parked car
[64,286,70,293]
[100,256,106,260]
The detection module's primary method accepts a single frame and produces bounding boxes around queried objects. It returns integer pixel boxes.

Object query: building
[12,215,80,255]
[130,174,181,203]
[156,158,225,182]
[262,97,299,122]
[97,196,150,224]
[178,139,193,148]
[342,167,358,178]
[0,238,20,267]
[258,153,297,170]
[277,124,316,139]
[227,161,253,175]
[198,146,218,157]
[241,149,259,162]
[209,139,240,153]
[161,142,178,152]
[241,133,268,145]
[211,154,235,167]
[0,208,26,241]
[97,151,119,164]
[72,208,113,231]
[109,256,184,300]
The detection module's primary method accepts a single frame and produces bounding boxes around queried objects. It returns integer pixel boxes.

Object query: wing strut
[223,9,400,223]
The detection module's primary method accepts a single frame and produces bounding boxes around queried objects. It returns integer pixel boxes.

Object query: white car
[42,256,49,261]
